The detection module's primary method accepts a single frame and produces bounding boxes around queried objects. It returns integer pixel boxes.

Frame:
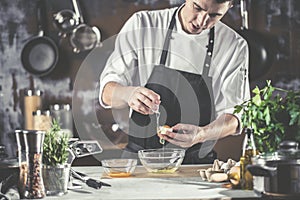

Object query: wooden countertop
[101,164,211,179]
[46,165,261,200]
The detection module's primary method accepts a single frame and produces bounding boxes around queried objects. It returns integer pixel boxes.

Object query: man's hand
[102,82,160,115]
[158,114,240,148]
[158,123,204,148]
[127,86,161,115]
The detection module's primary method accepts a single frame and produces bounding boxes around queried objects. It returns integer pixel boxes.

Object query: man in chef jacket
[99,0,250,164]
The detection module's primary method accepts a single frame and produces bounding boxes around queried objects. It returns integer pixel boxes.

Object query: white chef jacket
[99,5,250,132]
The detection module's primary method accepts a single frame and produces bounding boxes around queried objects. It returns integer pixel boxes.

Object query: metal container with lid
[33,109,52,131]
[24,89,43,130]
[50,104,73,138]
[248,141,300,197]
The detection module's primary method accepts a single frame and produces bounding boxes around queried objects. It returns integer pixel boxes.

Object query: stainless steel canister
[248,141,300,198]
[50,104,73,138]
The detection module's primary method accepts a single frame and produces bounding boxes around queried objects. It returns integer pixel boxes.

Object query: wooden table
[46,165,261,200]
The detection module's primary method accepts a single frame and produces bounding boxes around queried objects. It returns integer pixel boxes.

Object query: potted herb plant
[42,119,70,196]
[234,80,300,153]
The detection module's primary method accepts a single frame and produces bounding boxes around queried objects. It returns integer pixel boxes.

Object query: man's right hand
[127,86,161,115]
[102,82,160,115]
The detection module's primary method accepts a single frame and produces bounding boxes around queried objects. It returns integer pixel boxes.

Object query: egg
[158,125,172,135]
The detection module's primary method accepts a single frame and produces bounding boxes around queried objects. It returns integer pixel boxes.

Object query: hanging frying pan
[237,0,275,80]
[21,0,59,76]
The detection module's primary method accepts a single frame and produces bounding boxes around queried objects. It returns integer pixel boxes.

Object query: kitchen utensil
[101,159,137,177]
[248,140,300,197]
[69,0,101,53]
[67,139,103,165]
[138,148,185,173]
[53,9,79,37]
[21,0,59,76]
[70,168,111,189]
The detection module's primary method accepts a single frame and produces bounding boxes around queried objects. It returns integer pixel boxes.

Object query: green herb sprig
[42,119,69,166]
[234,80,300,153]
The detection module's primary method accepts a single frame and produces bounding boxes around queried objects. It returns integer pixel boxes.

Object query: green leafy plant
[43,119,69,166]
[234,80,300,153]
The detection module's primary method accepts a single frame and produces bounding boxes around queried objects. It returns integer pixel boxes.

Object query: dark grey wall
[0,0,299,161]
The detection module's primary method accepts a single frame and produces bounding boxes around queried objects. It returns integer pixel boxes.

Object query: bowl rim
[138,148,185,153]
[101,158,137,168]
[138,148,186,159]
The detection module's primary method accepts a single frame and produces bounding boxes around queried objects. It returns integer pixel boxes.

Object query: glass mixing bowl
[138,148,185,173]
[101,159,137,177]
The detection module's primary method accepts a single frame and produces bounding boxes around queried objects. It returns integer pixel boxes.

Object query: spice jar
[23,130,45,199]
[50,104,73,138]
[24,89,43,130]
[15,129,28,199]
[33,110,52,131]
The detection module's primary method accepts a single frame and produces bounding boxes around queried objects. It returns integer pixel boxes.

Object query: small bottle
[240,128,257,190]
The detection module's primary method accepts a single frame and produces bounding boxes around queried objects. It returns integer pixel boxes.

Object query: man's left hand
[158,123,205,148]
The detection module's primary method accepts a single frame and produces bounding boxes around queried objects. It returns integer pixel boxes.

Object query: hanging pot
[53,9,80,38]
[238,0,275,81]
[21,0,59,76]
[248,141,300,198]
[69,0,101,53]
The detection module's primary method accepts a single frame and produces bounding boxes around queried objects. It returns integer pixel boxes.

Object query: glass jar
[24,89,43,130]
[23,130,45,199]
[33,110,52,131]
[15,129,28,199]
[50,104,73,138]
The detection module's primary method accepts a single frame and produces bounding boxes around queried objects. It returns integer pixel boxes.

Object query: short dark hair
[216,0,234,4]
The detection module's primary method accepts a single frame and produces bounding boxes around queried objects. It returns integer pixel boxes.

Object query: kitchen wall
[0,0,299,163]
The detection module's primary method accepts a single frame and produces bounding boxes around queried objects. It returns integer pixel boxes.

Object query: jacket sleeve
[99,13,142,108]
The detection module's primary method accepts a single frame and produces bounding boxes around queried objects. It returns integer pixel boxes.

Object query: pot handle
[72,0,84,23]
[247,164,277,177]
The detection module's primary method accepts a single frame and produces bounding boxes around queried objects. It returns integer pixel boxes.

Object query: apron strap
[159,8,215,74]
[202,27,215,77]
[159,8,178,65]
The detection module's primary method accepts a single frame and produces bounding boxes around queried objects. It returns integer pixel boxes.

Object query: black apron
[125,9,217,164]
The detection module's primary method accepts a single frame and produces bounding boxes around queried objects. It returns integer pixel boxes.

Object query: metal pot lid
[277,140,300,160]
[255,141,300,165]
